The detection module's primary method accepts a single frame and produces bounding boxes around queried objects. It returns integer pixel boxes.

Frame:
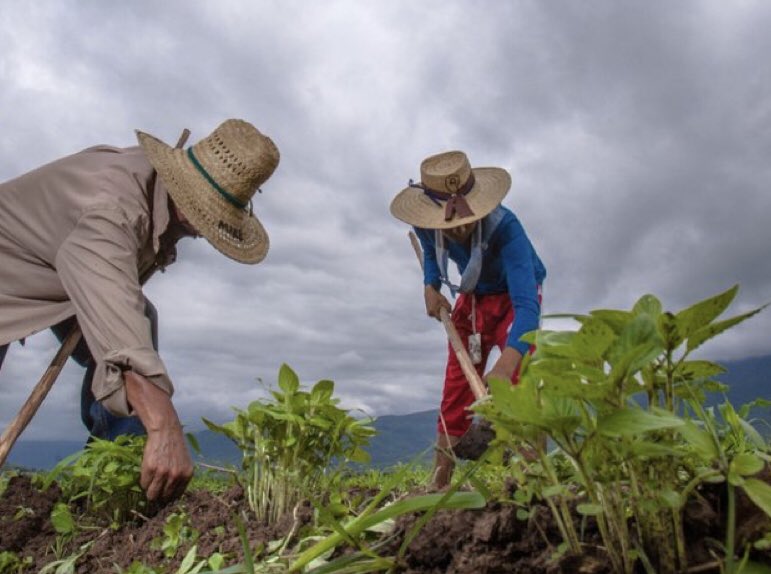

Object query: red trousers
[438,292,530,437]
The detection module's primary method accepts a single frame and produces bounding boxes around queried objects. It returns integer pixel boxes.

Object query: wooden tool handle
[408,231,487,400]
[0,325,83,466]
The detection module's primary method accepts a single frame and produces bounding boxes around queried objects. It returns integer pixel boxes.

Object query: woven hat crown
[190,119,279,208]
[389,149,511,230]
[420,151,473,195]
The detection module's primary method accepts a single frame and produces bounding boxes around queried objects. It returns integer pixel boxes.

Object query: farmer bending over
[0,119,279,500]
[390,150,546,489]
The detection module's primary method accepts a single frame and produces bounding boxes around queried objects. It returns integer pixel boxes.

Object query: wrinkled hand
[124,371,194,501]
[424,285,452,321]
[141,424,193,501]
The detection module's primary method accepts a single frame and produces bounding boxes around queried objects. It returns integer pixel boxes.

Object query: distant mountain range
[6,353,770,471]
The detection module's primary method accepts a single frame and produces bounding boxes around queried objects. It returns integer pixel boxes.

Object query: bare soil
[2,473,771,573]
[0,474,312,573]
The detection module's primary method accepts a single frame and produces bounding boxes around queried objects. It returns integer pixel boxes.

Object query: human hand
[424,285,452,321]
[141,424,193,501]
[484,347,522,384]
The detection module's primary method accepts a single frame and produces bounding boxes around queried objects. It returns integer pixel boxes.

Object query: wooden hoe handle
[0,326,83,467]
[408,231,487,400]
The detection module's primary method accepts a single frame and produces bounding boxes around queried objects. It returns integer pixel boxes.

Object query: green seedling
[0,551,33,574]
[38,542,92,574]
[204,364,376,524]
[151,511,199,559]
[44,435,147,526]
[12,506,33,521]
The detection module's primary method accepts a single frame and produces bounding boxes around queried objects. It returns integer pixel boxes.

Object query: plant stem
[725,483,736,573]
[538,444,582,553]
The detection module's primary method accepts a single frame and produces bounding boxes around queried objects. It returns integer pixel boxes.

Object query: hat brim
[137,130,269,264]
[390,167,511,229]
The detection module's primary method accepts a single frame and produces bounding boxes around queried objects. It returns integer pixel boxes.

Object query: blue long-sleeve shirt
[414,205,546,355]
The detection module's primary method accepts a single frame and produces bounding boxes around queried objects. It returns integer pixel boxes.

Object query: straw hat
[136,119,279,264]
[390,150,511,230]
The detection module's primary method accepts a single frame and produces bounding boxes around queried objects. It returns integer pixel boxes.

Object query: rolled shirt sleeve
[54,206,172,416]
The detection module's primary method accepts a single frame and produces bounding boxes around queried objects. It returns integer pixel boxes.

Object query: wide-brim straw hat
[390,150,511,230]
[137,119,280,264]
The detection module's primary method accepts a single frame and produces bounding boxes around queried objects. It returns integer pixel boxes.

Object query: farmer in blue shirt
[390,150,546,489]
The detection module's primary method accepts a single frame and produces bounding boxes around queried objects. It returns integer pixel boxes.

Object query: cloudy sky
[1,1,770,442]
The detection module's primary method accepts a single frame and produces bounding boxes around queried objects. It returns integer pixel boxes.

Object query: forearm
[124,370,181,433]
[124,370,192,500]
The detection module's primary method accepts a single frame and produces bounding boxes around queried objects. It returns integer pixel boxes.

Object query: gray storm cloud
[2,0,770,440]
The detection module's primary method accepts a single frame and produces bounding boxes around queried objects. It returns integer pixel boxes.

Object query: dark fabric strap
[409,172,476,221]
[187,148,248,210]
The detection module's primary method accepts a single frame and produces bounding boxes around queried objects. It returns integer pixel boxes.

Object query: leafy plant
[290,470,487,572]
[204,364,376,524]
[475,285,770,573]
[151,512,199,559]
[0,470,19,499]
[0,550,32,574]
[37,542,92,574]
[49,502,77,561]
[44,435,147,525]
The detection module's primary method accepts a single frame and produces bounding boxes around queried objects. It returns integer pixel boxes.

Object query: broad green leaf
[633,294,663,318]
[687,306,766,354]
[730,453,765,477]
[177,545,200,574]
[278,363,300,394]
[597,408,685,437]
[577,503,603,516]
[628,440,681,458]
[309,417,333,430]
[537,372,612,401]
[51,503,75,535]
[572,317,617,361]
[673,360,725,382]
[738,418,768,450]
[739,397,771,420]
[728,471,745,486]
[348,447,371,464]
[677,420,719,460]
[675,285,738,342]
[311,379,335,402]
[674,380,728,400]
[607,313,662,363]
[659,490,682,509]
[542,484,569,498]
[589,309,633,335]
[720,400,747,435]
[607,341,663,386]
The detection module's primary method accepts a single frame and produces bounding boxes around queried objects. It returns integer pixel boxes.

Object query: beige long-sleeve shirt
[0,145,175,416]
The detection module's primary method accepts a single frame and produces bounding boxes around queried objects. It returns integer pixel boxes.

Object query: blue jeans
[1,300,157,441]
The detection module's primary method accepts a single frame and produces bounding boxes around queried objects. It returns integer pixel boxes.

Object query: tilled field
[3,473,771,573]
